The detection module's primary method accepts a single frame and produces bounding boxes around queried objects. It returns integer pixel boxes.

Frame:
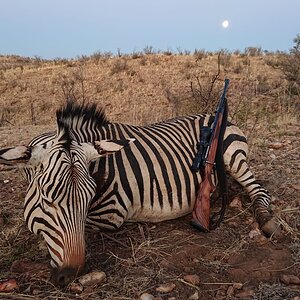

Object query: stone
[280,274,300,285]
[183,274,200,285]
[188,291,199,300]
[268,142,284,149]
[249,228,261,239]
[0,279,18,292]
[226,286,234,296]
[235,288,254,298]
[229,197,242,208]
[78,271,106,287]
[140,292,155,300]
[69,282,84,294]
[156,282,176,293]
[233,282,243,290]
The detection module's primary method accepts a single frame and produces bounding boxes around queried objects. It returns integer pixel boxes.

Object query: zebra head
[0,103,134,285]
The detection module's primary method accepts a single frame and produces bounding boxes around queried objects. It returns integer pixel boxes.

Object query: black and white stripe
[25,103,273,233]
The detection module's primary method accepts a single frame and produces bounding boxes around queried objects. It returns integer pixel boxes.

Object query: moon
[222,20,229,29]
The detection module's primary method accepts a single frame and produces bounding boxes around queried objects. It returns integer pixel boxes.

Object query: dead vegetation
[0,42,300,299]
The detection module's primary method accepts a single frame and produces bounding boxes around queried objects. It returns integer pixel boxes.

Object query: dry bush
[90,51,112,64]
[0,106,14,126]
[143,45,155,55]
[110,59,129,75]
[244,46,263,57]
[267,52,300,96]
[193,49,207,62]
[187,52,223,114]
[53,65,89,104]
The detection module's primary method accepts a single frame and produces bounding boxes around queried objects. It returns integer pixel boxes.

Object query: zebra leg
[223,132,280,236]
[241,178,280,237]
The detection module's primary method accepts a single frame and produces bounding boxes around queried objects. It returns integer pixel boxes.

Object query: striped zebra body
[27,113,271,230]
[0,102,277,285]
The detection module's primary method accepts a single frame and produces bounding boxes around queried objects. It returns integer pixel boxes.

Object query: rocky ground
[0,121,299,300]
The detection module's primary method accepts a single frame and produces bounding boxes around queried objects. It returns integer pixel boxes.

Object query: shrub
[244,47,263,57]
[193,49,207,62]
[110,59,129,75]
[267,34,300,96]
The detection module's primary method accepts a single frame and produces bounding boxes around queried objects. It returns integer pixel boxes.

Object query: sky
[1,0,299,59]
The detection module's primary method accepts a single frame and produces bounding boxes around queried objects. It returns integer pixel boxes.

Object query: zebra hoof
[260,217,281,237]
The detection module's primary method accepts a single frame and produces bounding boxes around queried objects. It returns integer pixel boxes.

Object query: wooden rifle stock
[191,116,223,232]
[191,79,229,232]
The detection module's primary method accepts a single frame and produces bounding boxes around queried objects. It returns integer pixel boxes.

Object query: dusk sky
[1,0,299,59]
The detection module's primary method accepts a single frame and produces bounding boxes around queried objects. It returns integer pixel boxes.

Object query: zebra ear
[83,138,135,162]
[0,146,32,166]
[94,138,135,155]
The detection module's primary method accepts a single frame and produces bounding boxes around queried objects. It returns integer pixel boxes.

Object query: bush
[244,47,263,57]
[267,34,300,96]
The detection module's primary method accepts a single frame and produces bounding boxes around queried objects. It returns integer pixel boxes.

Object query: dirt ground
[0,123,299,300]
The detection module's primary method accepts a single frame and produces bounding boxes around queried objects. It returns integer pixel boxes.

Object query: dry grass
[0,52,299,129]
[0,52,300,299]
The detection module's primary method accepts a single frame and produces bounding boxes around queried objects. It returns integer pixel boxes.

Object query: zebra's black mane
[56,101,109,146]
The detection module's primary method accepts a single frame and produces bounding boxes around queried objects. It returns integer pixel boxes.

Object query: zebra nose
[52,267,80,286]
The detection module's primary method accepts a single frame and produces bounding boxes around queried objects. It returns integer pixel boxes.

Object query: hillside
[0,52,297,131]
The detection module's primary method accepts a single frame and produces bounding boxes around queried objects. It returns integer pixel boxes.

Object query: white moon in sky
[222,20,229,28]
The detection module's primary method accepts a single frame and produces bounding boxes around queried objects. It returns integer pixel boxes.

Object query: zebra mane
[56,101,109,144]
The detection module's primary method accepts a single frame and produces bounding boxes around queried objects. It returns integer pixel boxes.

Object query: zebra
[0,101,278,285]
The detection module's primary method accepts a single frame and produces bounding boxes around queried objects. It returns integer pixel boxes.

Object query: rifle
[191,79,230,232]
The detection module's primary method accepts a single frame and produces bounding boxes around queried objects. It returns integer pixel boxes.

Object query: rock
[226,286,234,296]
[249,228,261,239]
[156,283,176,293]
[268,142,284,149]
[140,293,155,300]
[233,283,243,290]
[292,297,300,300]
[189,291,199,300]
[0,279,18,292]
[10,259,50,281]
[69,282,84,294]
[183,274,200,285]
[78,271,106,287]
[229,197,242,208]
[255,234,268,245]
[235,288,254,298]
[10,258,47,273]
[280,274,300,285]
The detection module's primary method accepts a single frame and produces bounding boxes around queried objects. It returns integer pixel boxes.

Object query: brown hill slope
[0,53,297,130]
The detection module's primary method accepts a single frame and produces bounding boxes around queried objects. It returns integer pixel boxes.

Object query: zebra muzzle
[52,265,84,286]
[50,232,86,286]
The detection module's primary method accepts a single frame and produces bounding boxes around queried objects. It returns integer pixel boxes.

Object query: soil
[0,124,299,300]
